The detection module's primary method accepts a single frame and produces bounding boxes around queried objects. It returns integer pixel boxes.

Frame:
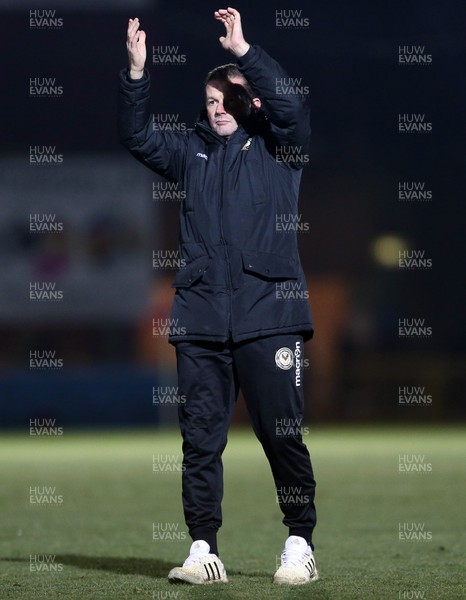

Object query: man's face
[205,76,248,137]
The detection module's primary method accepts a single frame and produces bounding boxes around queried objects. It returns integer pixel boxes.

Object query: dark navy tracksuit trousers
[175,333,317,555]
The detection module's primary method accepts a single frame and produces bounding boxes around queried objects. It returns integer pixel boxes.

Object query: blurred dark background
[1,0,465,427]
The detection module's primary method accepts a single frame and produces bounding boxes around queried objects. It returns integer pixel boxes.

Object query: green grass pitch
[0,426,465,599]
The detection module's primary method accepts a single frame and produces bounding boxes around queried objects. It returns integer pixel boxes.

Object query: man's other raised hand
[214,7,250,57]
[127,17,146,79]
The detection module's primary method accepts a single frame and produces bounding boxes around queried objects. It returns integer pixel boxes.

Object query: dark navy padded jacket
[118,45,313,344]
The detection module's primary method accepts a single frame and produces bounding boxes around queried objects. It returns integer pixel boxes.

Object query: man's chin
[214,124,238,137]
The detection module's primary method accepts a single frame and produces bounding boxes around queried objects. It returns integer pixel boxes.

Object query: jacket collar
[194,119,249,146]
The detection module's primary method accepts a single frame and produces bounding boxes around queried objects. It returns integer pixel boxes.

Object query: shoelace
[184,554,204,566]
[184,552,215,566]
[281,546,311,568]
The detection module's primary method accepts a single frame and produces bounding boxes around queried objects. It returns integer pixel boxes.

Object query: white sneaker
[168,540,228,584]
[273,535,319,585]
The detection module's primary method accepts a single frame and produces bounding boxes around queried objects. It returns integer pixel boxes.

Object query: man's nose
[215,101,226,115]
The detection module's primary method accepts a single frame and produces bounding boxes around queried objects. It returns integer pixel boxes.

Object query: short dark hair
[205,63,254,97]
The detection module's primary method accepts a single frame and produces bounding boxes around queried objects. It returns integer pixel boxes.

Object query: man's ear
[252,97,261,110]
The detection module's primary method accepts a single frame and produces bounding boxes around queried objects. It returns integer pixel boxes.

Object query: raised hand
[126,17,146,79]
[214,7,250,57]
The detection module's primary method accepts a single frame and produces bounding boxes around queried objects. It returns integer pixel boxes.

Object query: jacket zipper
[219,139,233,339]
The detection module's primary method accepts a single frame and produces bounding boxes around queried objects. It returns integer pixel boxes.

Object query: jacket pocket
[242,251,298,280]
[172,255,210,288]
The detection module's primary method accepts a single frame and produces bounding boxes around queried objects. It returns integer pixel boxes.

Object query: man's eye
[207,100,216,106]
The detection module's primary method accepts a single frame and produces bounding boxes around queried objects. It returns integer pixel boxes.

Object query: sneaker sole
[168,568,228,585]
[273,569,319,585]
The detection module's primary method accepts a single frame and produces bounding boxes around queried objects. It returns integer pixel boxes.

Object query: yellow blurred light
[371,235,410,268]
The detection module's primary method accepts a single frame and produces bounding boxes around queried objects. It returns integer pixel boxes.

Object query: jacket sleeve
[237,45,310,160]
[118,68,188,183]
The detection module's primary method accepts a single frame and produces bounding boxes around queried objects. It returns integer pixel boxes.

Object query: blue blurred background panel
[0,367,159,427]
